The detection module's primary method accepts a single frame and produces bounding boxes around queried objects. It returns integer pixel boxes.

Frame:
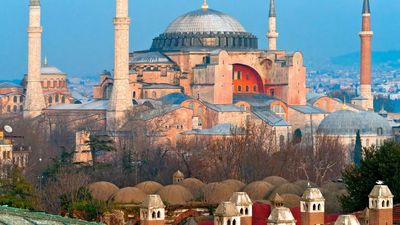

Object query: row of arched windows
[48,95,66,104]
[370,199,390,208]
[303,203,322,211]
[42,80,66,88]
[239,207,249,215]
[237,85,257,93]
[6,105,23,113]
[12,96,24,103]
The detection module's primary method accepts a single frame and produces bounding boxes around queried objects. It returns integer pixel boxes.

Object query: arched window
[20,96,24,103]
[237,71,241,80]
[382,200,385,208]
[152,211,156,219]
[20,105,23,112]
[133,91,136,98]
[152,91,157,99]
[245,208,248,215]
[246,74,250,80]
[232,219,236,225]
[61,96,65,103]
[245,85,249,92]
[55,95,59,103]
[253,85,257,92]
[48,96,53,104]
[227,219,231,225]
[240,208,243,215]
[317,204,321,211]
[386,200,390,207]
[238,85,242,92]
[13,96,18,103]
[13,105,17,112]
[313,204,316,211]
[157,211,161,218]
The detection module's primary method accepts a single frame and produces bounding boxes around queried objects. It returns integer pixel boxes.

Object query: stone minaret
[24,0,46,119]
[267,0,279,50]
[368,182,394,225]
[229,192,253,225]
[300,187,325,225]
[106,0,133,131]
[359,0,373,110]
[140,195,166,225]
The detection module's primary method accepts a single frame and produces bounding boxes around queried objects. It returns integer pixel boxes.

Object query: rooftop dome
[179,178,205,199]
[157,185,193,205]
[222,179,246,192]
[268,183,304,198]
[112,187,146,204]
[281,194,301,208]
[317,110,392,136]
[165,9,246,34]
[202,182,236,204]
[151,7,257,51]
[88,181,119,201]
[135,181,163,194]
[243,181,274,200]
[263,176,289,186]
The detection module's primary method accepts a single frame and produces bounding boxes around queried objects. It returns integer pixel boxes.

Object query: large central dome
[164,9,246,34]
[151,8,258,51]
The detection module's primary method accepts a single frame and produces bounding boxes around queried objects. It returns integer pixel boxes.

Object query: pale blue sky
[0,0,399,79]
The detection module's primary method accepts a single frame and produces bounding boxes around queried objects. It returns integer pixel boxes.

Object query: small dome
[157,185,193,205]
[334,215,361,225]
[202,182,236,204]
[281,194,301,208]
[88,181,119,201]
[222,179,246,192]
[179,178,205,199]
[135,181,163,194]
[269,183,303,198]
[112,187,146,204]
[243,181,274,200]
[165,9,246,34]
[263,176,289,186]
[317,110,392,136]
[301,188,324,201]
[293,180,316,192]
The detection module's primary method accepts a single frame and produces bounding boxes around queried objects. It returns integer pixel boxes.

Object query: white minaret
[267,0,279,50]
[106,0,133,131]
[24,0,46,119]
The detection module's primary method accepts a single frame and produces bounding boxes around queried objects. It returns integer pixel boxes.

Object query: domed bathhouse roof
[111,187,146,204]
[151,7,257,51]
[317,110,392,136]
[281,194,301,208]
[202,182,236,204]
[263,176,289,186]
[87,181,119,201]
[179,178,205,199]
[135,181,164,194]
[243,181,274,201]
[157,185,193,205]
[293,180,317,193]
[268,183,304,198]
[222,179,246,192]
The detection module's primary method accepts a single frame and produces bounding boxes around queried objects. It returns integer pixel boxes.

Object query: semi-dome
[165,9,246,34]
[151,8,258,51]
[317,110,392,136]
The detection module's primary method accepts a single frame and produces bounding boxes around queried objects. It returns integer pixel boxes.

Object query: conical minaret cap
[269,0,276,17]
[362,0,370,14]
[30,0,40,6]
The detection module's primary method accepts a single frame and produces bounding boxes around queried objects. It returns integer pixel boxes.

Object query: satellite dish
[3,125,13,133]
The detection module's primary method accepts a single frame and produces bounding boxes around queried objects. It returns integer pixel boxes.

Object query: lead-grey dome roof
[317,110,392,136]
[165,8,246,33]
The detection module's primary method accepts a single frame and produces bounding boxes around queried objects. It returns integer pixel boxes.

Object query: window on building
[237,71,241,80]
[13,105,17,112]
[61,96,65,103]
[270,89,275,96]
[13,96,18,103]
[253,85,257,92]
[49,96,53,104]
[245,85,249,92]
[20,105,23,112]
[133,91,136,98]
[20,96,24,103]
[377,128,383,136]
[246,74,250,80]
[55,95,59,103]
[238,85,242,92]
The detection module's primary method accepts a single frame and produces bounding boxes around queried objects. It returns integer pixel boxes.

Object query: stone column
[24,0,46,119]
[107,0,133,131]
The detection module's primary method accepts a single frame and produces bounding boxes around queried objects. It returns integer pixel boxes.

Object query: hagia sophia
[0,0,398,152]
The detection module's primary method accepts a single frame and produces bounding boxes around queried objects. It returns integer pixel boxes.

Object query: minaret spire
[354,0,374,110]
[24,0,46,119]
[106,0,133,131]
[202,0,209,10]
[267,0,279,50]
